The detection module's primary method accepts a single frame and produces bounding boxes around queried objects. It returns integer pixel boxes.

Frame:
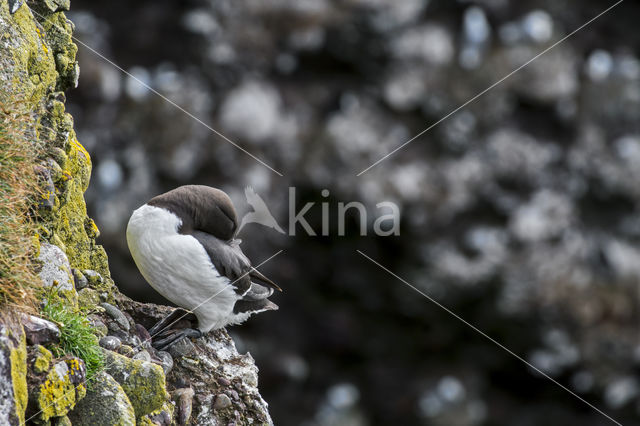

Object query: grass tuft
[41,295,104,383]
[0,101,44,314]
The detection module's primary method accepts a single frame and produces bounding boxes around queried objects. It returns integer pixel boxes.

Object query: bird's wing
[190,232,282,296]
[229,239,282,292]
[191,231,252,296]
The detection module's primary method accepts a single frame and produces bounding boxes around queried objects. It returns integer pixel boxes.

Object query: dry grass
[0,101,45,314]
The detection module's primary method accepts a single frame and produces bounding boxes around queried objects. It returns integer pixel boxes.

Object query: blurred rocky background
[66,0,639,424]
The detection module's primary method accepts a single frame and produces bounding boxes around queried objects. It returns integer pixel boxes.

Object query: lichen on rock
[29,345,53,374]
[38,242,75,292]
[0,324,28,425]
[103,349,169,418]
[0,2,57,104]
[26,356,86,422]
[67,371,136,426]
[1,1,276,424]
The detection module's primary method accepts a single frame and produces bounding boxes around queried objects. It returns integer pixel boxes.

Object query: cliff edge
[0,1,273,424]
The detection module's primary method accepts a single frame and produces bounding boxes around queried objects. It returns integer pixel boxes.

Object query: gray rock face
[132,349,151,362]
[67,372,136,425]
[175,330,273,426]
[71,269,88,290]
[154,351,173,375]
[172,387,194,426]
[0,324,26,426]
[26,357,87,422]
[42,0,71,13]
[38,243,74,292]
[101,303,130,332]
[117,298,274,425]
[21,314,60,346]
[99,335,122,351]
[82,270,104,288]
[8,0,23,14]
[213,393,231,410]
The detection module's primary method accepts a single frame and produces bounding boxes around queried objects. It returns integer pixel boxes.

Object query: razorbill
[126,185,281,350]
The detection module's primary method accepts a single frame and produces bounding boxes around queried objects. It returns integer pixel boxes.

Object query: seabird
[126,185,281,350]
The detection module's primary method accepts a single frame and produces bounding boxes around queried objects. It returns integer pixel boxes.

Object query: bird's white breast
[126,204,238,332]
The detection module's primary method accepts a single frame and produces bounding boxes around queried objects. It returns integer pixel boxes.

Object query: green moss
[53,134,94,272]
[89,246,112,290]
[9,331,28,425]
[84,217,100,239]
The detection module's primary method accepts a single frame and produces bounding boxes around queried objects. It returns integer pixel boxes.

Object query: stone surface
[67,371,136,425]
[120,298,274,425]
[213,393,231,410]
[0,324,27,426]
[27,358,86,422]
[154,351,173,375]
[103,349,168,418]
[117,344,135,357]
[53,414,72,425]
[43,0,71,13]
[8,0,23,14]
[82,270,104,288]
[141,401,174,426]
[28,345,53,374]
[133,350,152,362]
[167,337,196,359]
[0,3,272,425]
[101,302,130,332]
[77,288,101,310]
[135,323,152,348]
[99,335,122,351]
[21,314,60,346]
[172,387,194,426]
[71,268,88,290]
[38,243,75,292]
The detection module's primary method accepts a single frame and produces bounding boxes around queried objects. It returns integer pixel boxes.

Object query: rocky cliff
[0,1,272,424]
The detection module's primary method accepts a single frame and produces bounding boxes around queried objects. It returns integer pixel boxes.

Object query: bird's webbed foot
[152,327,202,352]
[147,308,201,351]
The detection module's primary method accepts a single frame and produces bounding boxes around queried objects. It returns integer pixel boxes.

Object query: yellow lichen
[33,345,52,373]
[104,351,169,417]
[137,416,155,425]
[36,360,81,421]
[10,332,28,425]
[76,382,86,400]
[70,137,90,166]
[34,26,48,55]
[4,5,58,104]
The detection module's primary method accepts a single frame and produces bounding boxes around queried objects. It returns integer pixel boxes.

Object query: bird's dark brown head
[148,185,238,240]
